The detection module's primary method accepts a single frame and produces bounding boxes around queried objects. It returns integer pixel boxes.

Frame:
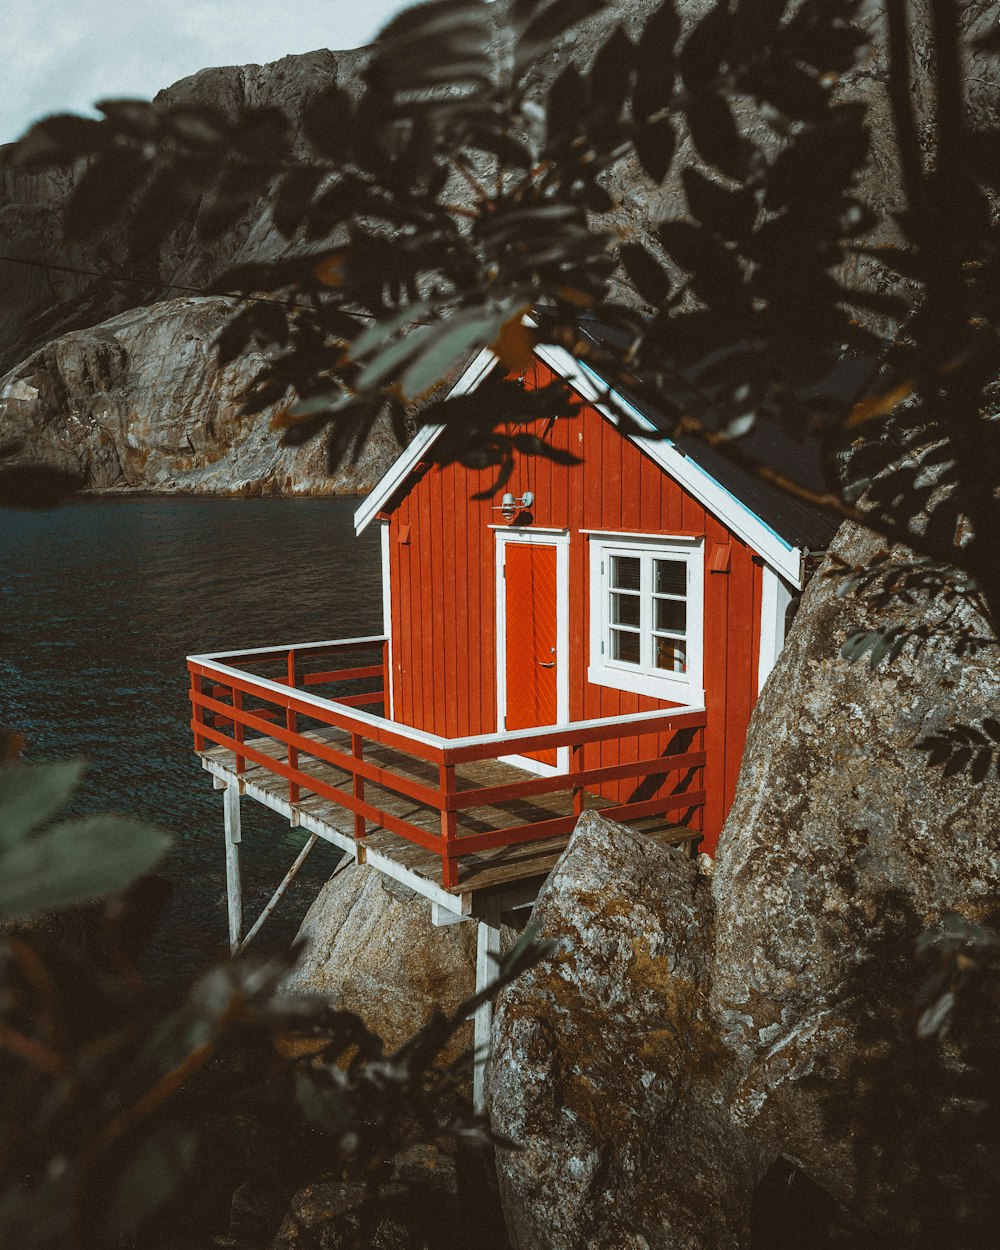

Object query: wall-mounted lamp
[494,490,534,521]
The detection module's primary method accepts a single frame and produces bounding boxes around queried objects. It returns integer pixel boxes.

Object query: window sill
[587,664,703,704]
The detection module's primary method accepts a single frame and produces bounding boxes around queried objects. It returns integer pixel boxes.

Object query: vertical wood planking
[380,365,778,850]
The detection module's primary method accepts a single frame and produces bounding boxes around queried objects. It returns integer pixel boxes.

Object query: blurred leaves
[6,0,1000,630]
[0,761,169,918]
[0,753,554,1247]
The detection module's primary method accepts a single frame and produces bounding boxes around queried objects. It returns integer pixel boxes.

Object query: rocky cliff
[0,296,396,495]
[0,48,388,496]
[491,520,1000,1248]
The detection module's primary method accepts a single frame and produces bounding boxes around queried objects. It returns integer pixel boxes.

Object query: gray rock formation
[490,810,757,1250]
[491,522,1000,1248]
[0,49,365,370]
[0,295,398,494]
[710,520,1000,1240]
[283,863,478,1063]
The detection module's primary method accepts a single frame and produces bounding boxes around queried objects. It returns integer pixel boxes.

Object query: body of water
[1,495,382,982]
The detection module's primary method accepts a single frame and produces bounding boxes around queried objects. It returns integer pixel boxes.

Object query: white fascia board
[353,346,497,534]
[534,344,805,588]
[353,338,807,587]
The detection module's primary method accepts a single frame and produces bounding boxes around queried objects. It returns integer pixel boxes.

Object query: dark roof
[572,320,870,553]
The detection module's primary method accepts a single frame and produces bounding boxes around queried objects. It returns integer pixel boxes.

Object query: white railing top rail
[189,645,705,755]
[188,635,388,663]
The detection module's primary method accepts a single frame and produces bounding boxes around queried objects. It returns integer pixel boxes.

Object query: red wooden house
[187,334,835,946]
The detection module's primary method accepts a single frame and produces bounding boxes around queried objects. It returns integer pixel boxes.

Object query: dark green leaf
[95,98,160,141]
[355,328,432,392]
[516,0,607,74]
[64,148,151,241]
[164,103,228,148]
[9,114,110,167]
[682,168,755,238]
[619,243,673,306]
[634,1,680,116]
[350,301,432,361]
[0,761,85,850]
[302,85,355,161]
[401,311,503,399]
[686,93,743,179]
[679,4,732,93]
[105,1127,197,1236]
[589,25,634,120]
[273,167,325,238]
[548,63,588,144]
[743,62,831,122]
[0,814,170,917]
[633,116,676,182]
[730,0,788,63]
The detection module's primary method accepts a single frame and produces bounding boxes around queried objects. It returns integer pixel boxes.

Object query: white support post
[473,900,502,1115]
[223,778,243,955]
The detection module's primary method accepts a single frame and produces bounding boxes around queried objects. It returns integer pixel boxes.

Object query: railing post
[190,669,205,752]
[381,638,390,717]
[440,763,458,888]
[286,649,299,805]
[571,741,585,818]
[233,688,245,775]
[352,733,366,841]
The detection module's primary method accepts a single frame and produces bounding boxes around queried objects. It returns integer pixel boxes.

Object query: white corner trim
[379,520,395,721]
[757,566,794,695]
[353,346,496,534]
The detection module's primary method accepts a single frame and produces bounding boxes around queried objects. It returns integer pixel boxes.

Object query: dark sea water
[0,495,382,983]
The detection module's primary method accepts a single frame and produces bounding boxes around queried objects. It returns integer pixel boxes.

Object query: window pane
[655,598,686,633]
[654,559,686,597]
[610,554,641,591]
[655,637,687,673]
[611,629,641,664]
[611,592,640,628]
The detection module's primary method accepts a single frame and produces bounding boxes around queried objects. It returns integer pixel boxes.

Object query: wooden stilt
[238,833,319,954]
[224,779,243,955]
[473,899,502,1115]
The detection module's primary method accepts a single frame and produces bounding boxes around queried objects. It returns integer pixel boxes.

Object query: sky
[2,0,416,143]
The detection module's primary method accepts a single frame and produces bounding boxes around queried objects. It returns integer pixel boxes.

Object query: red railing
[187,636,707,888]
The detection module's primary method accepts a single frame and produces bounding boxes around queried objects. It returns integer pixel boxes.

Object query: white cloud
[3,0,413,143]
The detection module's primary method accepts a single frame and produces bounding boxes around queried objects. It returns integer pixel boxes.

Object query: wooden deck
[199,725,698,913]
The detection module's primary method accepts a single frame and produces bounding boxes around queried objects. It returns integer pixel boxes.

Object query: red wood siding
[385,362,770,853]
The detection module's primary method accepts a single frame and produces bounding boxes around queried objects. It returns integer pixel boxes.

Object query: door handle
[538,661,555,668]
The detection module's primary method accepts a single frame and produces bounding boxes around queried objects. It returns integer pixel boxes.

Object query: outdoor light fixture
[495,490,534,521]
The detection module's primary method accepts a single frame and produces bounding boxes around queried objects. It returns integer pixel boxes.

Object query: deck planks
[199,726,699,899]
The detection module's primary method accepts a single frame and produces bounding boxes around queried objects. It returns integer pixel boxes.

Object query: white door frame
[495,528,571,776]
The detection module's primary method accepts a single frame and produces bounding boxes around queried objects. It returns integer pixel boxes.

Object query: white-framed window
[587,534,704,702]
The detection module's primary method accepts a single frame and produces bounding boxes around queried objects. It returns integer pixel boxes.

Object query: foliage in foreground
[0,759,549,1249]
[5,0,1000,780]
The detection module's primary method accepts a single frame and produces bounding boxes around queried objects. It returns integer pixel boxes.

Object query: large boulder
[284,863,478,1062]
[0,295,400,494]
[710,521,1000,1242]
[490,811,758,1250]
[491,522,1000,1249]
